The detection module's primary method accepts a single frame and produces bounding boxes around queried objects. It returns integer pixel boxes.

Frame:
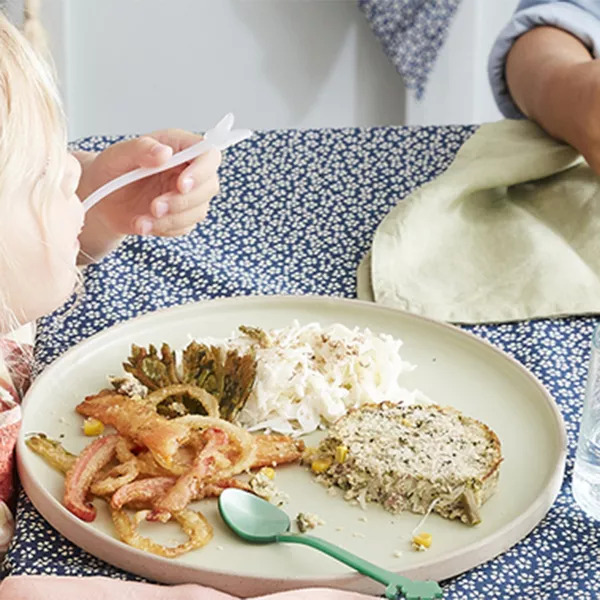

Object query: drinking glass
[573,324,600,519]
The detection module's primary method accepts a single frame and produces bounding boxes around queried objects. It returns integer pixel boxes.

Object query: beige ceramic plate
[17,296,566,597]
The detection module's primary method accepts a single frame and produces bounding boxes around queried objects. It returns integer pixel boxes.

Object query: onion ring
[111,507,213,558]
[149,428,228,520]
[196,477,253,499]
[111,476,177,510]
[147,384,219,418]
[175,415,256,478]
[115,437,136,463]
[90,459,139,496]
[135,450,175,477]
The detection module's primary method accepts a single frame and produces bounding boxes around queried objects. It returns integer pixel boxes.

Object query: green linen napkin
[356,119,600,323]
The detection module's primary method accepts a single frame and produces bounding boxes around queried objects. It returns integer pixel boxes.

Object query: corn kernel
[401,418,413,428]
[260,467,276,480]
[335,445,348,463]
[83,417,104,436]
[412,532,432,549]
[311,458,332,473]
[302,446,318,463]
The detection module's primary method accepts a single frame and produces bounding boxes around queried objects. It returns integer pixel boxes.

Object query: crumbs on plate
[295,512,325,533]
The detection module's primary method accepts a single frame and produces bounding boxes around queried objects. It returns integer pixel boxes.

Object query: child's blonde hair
[0,8,66,196]
[0,9,68,332]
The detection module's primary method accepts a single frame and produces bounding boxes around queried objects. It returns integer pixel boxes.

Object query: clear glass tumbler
[573,324,600,519]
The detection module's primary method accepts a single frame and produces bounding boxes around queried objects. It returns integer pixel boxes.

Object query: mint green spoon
[218,489,443,600]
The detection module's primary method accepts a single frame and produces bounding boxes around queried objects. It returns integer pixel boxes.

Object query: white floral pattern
[358,0,462,98]
[3,126,599,599]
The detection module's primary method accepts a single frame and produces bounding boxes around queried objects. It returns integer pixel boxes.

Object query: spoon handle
[81,139,213,213]
[81,113,252,213]
[276,533,443,600]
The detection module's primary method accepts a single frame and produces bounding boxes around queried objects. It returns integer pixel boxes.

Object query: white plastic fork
[82,113,252,213]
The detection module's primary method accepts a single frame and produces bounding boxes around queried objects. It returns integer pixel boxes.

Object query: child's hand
[77,129,221,258]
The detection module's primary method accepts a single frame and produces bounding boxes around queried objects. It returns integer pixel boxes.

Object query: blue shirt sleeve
[488,0,600,118]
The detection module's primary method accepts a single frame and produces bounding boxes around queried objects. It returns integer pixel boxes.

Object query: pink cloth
[0,333,32,506]
[0,333,30,553]
[0,577,378,600]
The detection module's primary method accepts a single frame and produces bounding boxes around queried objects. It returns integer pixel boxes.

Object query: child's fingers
[135,136,173,168]
[150,202,211,236]
[150,129,203,153]
[177,148,222,194]
[151,176,220,217]
[136,172,219,236]
[104,136,173,173]
[157,225,196,238]
[93,137,174,179]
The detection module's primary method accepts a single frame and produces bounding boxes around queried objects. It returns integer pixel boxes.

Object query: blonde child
[0,10,221,331]
[0,8,221,550]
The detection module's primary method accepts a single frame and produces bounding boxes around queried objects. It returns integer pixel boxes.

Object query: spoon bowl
[219,488,290,543]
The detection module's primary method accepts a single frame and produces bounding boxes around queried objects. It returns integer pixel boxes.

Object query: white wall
[3,0,521,135]
[38,0,408,139]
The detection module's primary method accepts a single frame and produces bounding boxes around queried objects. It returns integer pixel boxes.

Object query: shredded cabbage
[197,321,426,436]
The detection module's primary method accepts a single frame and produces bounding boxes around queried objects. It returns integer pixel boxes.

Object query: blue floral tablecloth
[4,125,600,599]
[358,0,462,98]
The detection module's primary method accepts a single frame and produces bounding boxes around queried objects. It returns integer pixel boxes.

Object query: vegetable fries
[27,384,304,558]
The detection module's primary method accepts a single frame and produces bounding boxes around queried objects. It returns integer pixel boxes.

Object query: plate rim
[17,294,568,594]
